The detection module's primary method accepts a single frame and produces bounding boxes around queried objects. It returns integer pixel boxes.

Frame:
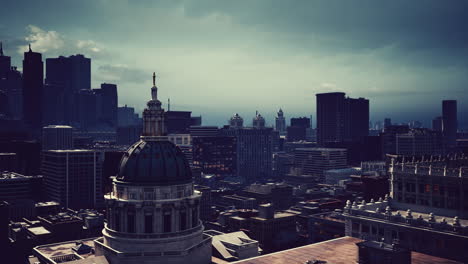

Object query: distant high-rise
[316,92,346,144]
[0,44,22,119]
[442,100,457,150]
[275,108,286,135]
[42,150,103,209]
[293,147,347,183]
[22,45,44,130]
[287,117,310,142]
[96,83,118,128]
[46,54,91,124]
[42,125,73,150]
[384,118,392,129]
[252,112,266,128]
[229,113,244,128]
[345,97,369,141]
[0,42,11,78]
[221,127,273,183]
[316,92,369,145]
[432,116,443,131]
[192,136,237,176]
[165,110,192,134]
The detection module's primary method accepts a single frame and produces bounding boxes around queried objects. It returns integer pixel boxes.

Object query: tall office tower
[432,116,443,131]
[118,105,140,126]
[220,127,273,183]
[287,116,311,142]
[192,136,237,176]
[316,92,346,144]
[42,125,73,150]
[0,42,11,78]
[345,97,369,141]
[384,118,392,129]
[76,89,97,129]
[95,83,118,128]
[316,92,369,145]
[42,83,65,125]
[229,113,244,128]
[252,112,266,128]
[291,117,311,128]
[165,111,192,134]
[42,150,103,209]
[275,108,286,135]
[5,67,23,120]
[293,147,347,183]
[46,54,91,124]
[189,126,219,137]
[94,73,211,264]
[442,100,457,150]
[22,45,44,130]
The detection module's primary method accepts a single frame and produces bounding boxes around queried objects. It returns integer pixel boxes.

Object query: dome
[116,139,192,185]
[231,113,243,120]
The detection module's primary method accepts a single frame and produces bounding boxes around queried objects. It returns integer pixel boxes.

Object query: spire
[28,43,32,52]
[151,72,158,101]
[0,42,3,56]
[143,71,165,138]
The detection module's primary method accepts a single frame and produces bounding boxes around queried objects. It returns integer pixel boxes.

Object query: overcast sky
[1,0,467,128]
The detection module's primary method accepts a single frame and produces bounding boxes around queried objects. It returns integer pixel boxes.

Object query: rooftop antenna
[28,43,32,52]
[168,98,171,111]
[0,42,3,56]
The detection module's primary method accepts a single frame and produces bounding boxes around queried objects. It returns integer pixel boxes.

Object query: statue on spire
[151,72,158,100]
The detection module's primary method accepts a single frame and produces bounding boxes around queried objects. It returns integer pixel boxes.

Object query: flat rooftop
[232,236,462,264]
[34,238,97,261]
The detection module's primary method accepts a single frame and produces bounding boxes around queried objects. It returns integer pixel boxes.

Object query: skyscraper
[41,149,103,209]
[42,125,73,150]
[275,108,286,135]
[442,100,457,151]
[316,92,346,144]
[432,116,443,131]
[95,83,118,128]
[220,127,273,183]
[22,45,44,130]
[46,54,91,124]
[0,42,11,78]
[252,111,266,128]
[229,113,244,128]
[316,92,369,145]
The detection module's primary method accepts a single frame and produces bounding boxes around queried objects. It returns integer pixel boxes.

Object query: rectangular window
[433,184,439,193]
[145,215,153,233]
[192,208,198,228]
[425,184,431,193]
[127,214,135,233]
[115,212,120,231]
[164,214,171,233]
[180,211,187,231]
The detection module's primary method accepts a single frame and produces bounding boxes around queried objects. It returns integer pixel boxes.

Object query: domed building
[229,113,244,128]
[94,73,211,264]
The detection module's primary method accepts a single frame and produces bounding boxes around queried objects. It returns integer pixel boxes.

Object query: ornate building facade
[94,73,211,263]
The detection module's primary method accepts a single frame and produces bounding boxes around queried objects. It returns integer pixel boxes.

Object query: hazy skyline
[1,0,467,128]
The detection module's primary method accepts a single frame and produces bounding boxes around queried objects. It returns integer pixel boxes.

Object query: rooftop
[295,147,347,152]
[33,238,101,263]
[232,236,462,264]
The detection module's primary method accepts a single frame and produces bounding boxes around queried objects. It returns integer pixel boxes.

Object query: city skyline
[1,0,467,128]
